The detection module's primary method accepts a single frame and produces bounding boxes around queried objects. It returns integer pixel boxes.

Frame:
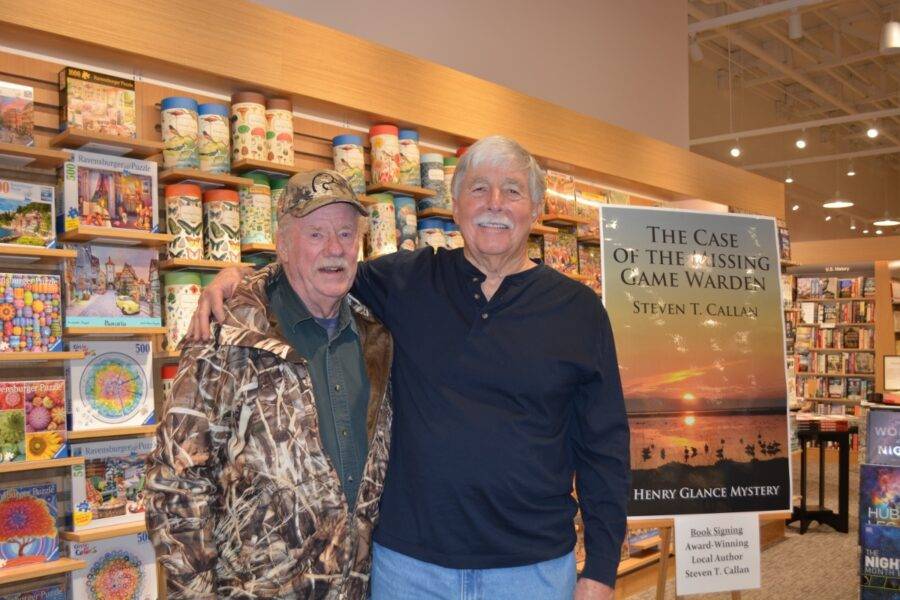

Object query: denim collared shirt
[268,272,370,509]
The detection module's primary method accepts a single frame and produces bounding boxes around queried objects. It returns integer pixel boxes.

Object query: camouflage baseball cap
[277,169,368,219]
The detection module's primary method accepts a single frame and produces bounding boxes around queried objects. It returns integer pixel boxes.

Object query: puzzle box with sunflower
[0,380,67,463]
[68,437,155,531]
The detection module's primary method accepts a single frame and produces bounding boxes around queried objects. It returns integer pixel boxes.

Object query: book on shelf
[796,276,875,299]
[797,375,874,400]
[800,302,816,324]
[827,377,844,398]
[777,225,791,261]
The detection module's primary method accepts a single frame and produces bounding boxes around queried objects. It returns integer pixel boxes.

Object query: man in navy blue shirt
[192,136,629,600]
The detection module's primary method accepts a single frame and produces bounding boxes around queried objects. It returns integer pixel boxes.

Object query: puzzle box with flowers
[0,380,67,463]
[0,273,62,354]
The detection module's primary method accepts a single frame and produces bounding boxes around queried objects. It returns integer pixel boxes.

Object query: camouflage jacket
[145,265,393,600]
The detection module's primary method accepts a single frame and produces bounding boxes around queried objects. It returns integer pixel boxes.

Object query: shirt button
[334,384,342,392]
[347,475,354,482]
[472,277,478,282]
[482,313,488,319]
[341,429,349,437]
[474,293,480,299]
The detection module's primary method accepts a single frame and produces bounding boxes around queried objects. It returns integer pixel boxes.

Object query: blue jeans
[370,543,576,600]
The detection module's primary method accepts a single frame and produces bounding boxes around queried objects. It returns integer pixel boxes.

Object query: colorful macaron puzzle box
[0,272,62,354]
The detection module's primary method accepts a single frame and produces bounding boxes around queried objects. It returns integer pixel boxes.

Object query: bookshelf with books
[786,265,878,438]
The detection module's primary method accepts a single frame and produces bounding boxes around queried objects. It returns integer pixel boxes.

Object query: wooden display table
[788,427,857,534]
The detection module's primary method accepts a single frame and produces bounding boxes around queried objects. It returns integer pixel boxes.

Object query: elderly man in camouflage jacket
[145,170,393,600]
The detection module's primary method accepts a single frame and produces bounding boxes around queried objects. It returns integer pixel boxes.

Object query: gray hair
[451,135,546,208]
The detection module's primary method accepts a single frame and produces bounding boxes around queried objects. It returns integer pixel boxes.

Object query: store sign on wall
[674,512,761,595]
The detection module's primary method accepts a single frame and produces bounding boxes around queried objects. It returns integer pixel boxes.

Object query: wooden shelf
[64,326,166,336]
[862,401,900,410]
[366,183,436,199]
[159,168,253,188]
[803,397,862,405]
[0,245,77,266]
[0,351,84,363]
[241,242,276,254]
[806,347,875,353]
[68,424,158,441]
[577,235,600,245]
[0,456,84,474]
[629,535,661,552]
[417,208,454,219]
[781,260,798,267]
[0,557,87,586]
[58,225,172,247]
[797,322,875,328]
[797,297,875,302]
[531,223,559,235]
[60,521,147,543]
[617,549,667,576]
[231,158,299,177]
[159,257,253,271]
[154,349,181,360]
[567,273,591,282]
[796,372,875,379]
[0,142,69,169]
[51,128,162,158]
[542,213,591,226]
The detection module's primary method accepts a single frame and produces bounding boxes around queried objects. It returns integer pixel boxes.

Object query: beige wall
[253,0,689,148]
[792,236,900,264]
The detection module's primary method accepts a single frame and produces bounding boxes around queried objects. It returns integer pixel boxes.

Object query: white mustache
[317,258,349,270]
[473,214,514,228]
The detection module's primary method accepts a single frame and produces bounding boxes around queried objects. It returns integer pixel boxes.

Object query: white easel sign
[674,512,761,595]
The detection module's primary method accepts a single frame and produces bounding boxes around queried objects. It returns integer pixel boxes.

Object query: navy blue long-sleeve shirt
[352,247,630,586]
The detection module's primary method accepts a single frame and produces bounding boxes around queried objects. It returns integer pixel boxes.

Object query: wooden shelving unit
[0,142,70,169]
[60,521,147,543]
[68,424,158,441]
[58,225,172,247]
[542,213,591,226]
[154,349,181,360]
[417,207,453,219]
[0,245,76,266]
[50,128,163,159]
[808,347,875,353]
[0,456,84,475]
[159,168,253,187]
[64,326,166,337]
[577,235,600,245]
[803,397,862,405]
[241,242,276,254]
[0,351,84,363]
[231,158,299,177]
[366,183,436,199]
[0,557,87,586]
[159,257,253,271]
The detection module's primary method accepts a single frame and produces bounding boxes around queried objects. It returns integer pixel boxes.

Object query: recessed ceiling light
[866,126,879,138]
[791,204,800,211]
[785,176,794,183]
[825,215,832,221]
[863,229,869,234]
[876,229,884,235]
[730,146,741,158]
[795,137,807,149]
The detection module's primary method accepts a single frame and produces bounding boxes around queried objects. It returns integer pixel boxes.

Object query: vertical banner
[601,206,791,518]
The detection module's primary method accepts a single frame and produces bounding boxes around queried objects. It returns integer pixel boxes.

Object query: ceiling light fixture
[822,198,854,209]
[873,214,900,227]
[850,220,857,230]
[866,124,879,138]
[689,35,704,62]
[880,20,900,54]
[863,229,870,234]
[846,162,856,177]
[730,144,741,158]
[825,215,832,221]
[876,229,884,235]
[788,9,803,40]
[785,169,794,184]
[791,204,800,211]
[795,130,807,149]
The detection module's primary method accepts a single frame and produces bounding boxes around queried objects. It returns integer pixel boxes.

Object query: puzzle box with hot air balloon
[600,205,792,518]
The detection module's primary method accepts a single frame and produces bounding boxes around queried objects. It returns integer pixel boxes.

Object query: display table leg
[656,526,672,600]
[800,439,808,533]
[818,440,826,510]
[838,436,849,533]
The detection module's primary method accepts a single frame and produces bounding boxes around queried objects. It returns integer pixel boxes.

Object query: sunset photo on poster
[601,205,791,518]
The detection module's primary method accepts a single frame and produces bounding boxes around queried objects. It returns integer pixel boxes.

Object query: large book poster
[600,206,791,518]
